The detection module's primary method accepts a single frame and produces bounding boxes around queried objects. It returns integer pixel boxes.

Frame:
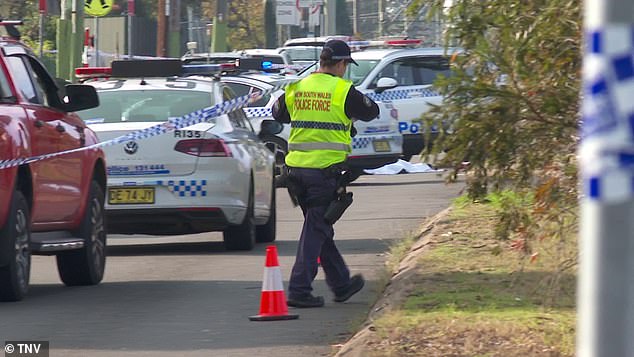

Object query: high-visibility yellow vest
[285,73,353,169]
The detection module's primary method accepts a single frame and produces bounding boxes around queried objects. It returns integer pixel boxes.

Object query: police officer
[272,39,380,308]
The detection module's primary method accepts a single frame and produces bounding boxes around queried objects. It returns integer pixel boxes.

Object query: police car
[75,60,278,251]
[221,70,403,181]
[300,45,459,160]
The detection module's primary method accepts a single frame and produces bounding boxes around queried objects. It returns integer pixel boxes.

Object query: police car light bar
[75,67,112,79]
[112,59,182,77]
[384,39,422,47]
[182,63,237,75]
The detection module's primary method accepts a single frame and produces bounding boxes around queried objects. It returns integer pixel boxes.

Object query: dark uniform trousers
[287,167,351,298]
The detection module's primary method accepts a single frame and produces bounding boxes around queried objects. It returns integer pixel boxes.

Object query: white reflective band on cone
[261,266,284,292]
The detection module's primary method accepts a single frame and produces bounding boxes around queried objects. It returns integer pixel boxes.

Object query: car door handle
[34,120,44,128]
[56,124,65,133]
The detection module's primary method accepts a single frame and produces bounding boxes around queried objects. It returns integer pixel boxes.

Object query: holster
[281,165,304,207]
[323,163,354,224]
[324,191,353,225]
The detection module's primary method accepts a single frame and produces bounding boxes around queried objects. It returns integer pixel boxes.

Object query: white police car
[347,47,457,159]
[300,46,458,160]
[75,60,278,251]
[221,70,402,181]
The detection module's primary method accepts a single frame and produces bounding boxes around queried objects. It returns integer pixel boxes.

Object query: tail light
[174,139,232,157]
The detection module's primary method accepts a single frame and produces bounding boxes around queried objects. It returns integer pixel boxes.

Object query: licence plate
[372,140,391,152]
[108,187,155,205]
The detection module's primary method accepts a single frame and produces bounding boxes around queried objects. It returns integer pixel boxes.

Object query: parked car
[0,21,106,301]
[276,45,321,69]
[76,60,278,251]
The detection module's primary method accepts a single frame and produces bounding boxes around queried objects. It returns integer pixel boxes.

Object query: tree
[201,0,265,50]
[415,0,581,278]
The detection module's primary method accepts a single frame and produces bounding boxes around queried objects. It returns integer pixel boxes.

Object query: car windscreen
[280,47,321,62]
[344,59,380,86]
[77,90,213,123]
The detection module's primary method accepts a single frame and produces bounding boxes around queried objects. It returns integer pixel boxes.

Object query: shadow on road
[106,238,391,258]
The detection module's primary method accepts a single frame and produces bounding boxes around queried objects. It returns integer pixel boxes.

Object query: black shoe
[334,274,365,303]
[287,294,325,308]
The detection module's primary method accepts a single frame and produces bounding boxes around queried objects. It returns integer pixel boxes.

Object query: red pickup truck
[0,22,106,301]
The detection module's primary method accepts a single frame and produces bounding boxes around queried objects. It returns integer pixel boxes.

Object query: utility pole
[351,0,357,35]
[377,0,383,38]
[578,0,634,356]
[167,0,181,57]
[127,0,134,58]
[211,0,228,52]
[157,0,167,57]
[56,0,83,80]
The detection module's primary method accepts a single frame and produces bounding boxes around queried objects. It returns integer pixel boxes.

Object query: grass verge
[359,198,576,357]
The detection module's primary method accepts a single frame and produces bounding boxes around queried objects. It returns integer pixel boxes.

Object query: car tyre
[57,180,106,286]
[223,183,256,251]
[256,177,276,243]
[0,190,31,302]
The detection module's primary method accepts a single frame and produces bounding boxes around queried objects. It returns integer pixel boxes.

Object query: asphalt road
[0,172,462,357]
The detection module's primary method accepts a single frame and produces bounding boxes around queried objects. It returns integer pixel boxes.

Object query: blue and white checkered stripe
[0,83,288,170]
[116,179,208,198]
[244,107,272,118]
[366,87,439,102]
[581,25,634,202]
[161,180,208,197]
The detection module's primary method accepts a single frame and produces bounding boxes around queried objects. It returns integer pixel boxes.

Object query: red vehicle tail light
[174,139,232,157]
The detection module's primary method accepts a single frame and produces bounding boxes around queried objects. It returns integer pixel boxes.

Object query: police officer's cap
[321,40,358,66]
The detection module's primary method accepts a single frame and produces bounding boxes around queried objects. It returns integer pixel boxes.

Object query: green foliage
[226,0,265,49]
[202,0,265,50]
[421,0,580,195]
[486,190,534,241]
[413,0,580,271]
[1,0,58,48]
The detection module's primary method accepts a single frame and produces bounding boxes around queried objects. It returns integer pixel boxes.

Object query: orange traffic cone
[249,245,299,321]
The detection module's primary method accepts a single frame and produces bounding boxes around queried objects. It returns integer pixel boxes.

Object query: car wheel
[0,190,31,302]
[223,183,256,251]
[256,177,276,243]
[57,180,106,286]
[261,135,287,176]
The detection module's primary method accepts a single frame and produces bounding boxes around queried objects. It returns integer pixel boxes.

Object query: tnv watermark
[4,341,48,357]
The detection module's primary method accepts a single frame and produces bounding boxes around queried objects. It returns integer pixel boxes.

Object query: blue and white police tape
[581,24,634,202]
[242,87,442,119]
[0,83,288,170]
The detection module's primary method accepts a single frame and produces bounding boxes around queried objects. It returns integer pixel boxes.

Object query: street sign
[85,0,114,17]
[276,0,301,26]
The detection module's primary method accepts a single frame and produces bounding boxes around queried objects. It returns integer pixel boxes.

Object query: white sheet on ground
[363,159,443,175]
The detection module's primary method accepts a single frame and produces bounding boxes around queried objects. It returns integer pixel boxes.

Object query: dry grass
[337,200,576,357]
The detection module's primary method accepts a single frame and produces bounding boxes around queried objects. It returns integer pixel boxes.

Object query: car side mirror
[375,77,398,94]
[54,77,71,97]
[259,119,283,136]
[63,84,100,112]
